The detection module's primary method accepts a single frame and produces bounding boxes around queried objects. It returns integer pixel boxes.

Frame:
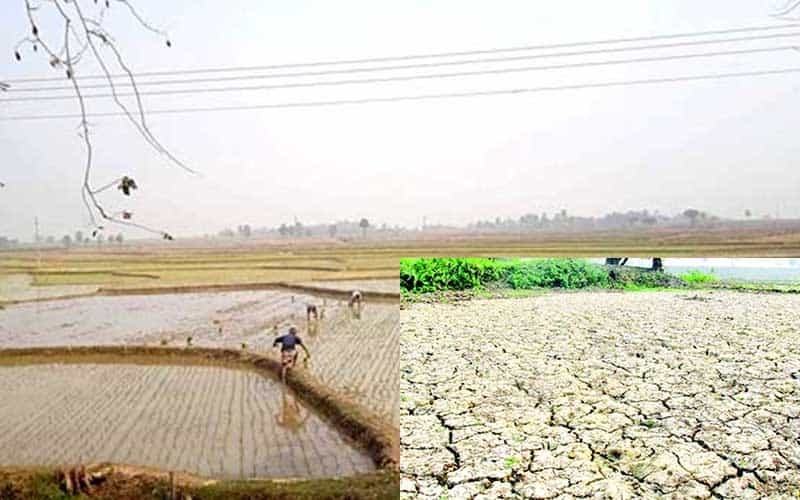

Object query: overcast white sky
[1,0,799,240]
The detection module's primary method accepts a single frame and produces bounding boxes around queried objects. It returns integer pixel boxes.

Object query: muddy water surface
[0,363,375,479]
[0,290,320,348]
[0,290,400,427]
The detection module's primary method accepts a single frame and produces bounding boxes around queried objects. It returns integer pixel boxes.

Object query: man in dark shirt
[273,325,311,380]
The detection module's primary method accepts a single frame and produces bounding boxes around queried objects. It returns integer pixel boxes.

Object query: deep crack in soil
[400,291,800,499]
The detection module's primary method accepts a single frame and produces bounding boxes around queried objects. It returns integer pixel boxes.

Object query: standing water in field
[588,257,800,284]
[0,290,401,427]
[0,363,375,479]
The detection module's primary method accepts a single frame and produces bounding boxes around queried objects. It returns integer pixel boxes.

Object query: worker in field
[306,304,319,321]
[348,290,363,308]
[348,289,363,319]
[273,325,311,381]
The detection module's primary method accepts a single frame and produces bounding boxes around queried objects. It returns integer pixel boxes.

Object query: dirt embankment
[0,281,399,308]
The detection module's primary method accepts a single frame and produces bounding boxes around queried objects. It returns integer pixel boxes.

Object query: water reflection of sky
[586,258,800,283]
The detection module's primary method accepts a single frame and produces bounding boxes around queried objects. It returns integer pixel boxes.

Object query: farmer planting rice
[306,303,319,321]
[273,325,311,381]
[348,290,363,308]
[348,290,364,318]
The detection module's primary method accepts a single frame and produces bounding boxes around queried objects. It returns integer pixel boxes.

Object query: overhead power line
[3,66,798,121]
[4,22,799,84]
[0,45,794,103]
[6,30,800,94]
[774,1,800,16]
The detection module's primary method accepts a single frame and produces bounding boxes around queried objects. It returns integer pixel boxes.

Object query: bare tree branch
[11,0,191,240]
[116,0,170,42]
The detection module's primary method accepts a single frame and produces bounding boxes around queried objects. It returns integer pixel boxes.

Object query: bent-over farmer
[348,289,363,308]
[273,325,311,381]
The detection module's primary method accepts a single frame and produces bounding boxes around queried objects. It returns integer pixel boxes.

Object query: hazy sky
[1,1,799,240]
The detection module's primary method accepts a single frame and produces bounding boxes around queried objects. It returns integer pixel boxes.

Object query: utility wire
[4,22,799,84]
[774,1,800,17]
[6,30,800,93]
[0,45,794,103]
[3,66,798,121]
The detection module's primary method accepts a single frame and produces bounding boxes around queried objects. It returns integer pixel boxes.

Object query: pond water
[0,363,375,479]
[587,258,800,284]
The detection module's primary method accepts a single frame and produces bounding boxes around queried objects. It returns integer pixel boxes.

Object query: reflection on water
[0,363,375,479]
[0,290,334,349]
[588,258,800,284]
[275,385,310,434]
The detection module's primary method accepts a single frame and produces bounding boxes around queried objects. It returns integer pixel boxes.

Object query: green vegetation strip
[401,258,689,295]
[401,258,800,301]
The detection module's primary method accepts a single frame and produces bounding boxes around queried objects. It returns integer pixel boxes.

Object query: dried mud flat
[0,363,374,479]
[401,291,800,499]
[0,290,399,426]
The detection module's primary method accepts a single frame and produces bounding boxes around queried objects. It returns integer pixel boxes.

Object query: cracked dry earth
[400,291,800,499]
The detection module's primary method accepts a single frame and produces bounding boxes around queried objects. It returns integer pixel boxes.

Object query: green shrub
[400,258,612,292]
[505,259,610,289]
[29,474,72,500]
[400,258,511,293]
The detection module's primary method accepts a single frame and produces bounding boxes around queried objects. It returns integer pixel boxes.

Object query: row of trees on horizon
[0,208,790,249]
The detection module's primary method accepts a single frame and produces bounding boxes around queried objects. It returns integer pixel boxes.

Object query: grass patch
[680,269,717,284]
[505,259,610,289]
[400,258,512,293]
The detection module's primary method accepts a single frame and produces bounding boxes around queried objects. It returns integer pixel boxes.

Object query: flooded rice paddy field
[401,290,800,499]
[0,363,374,479]
[0,290,399,426]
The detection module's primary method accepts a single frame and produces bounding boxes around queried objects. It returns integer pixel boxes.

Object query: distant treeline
[2,208,792,247]
[466,208,722,232]
[215,208,784,241]
[216,219,406,240]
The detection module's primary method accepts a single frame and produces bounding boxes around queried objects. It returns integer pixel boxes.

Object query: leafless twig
[12,0,193,240]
